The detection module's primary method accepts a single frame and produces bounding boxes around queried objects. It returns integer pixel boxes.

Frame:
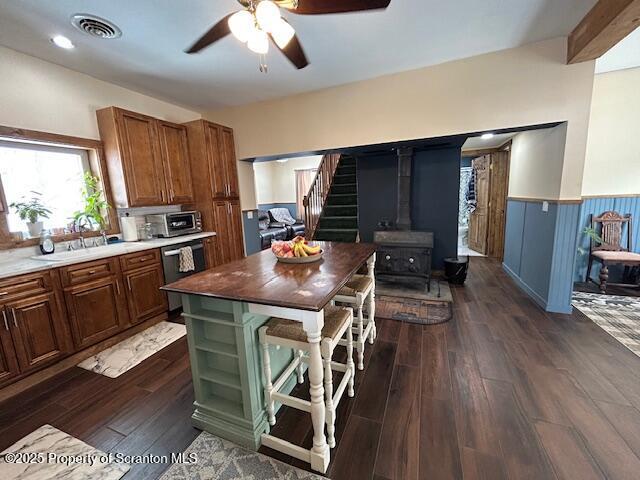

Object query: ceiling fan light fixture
[228,10,255,43]
[247,28,269,54]
[272,18,295,49]
[255,0,281,32]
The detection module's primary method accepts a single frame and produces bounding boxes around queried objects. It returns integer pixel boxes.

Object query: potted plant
[9,192,52,237]
[71,172,111,238]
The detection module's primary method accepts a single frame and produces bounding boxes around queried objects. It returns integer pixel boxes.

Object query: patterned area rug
[572,291,640,356]
[0,424,129,480]
[160,432,325,480]
[78,321,186,377]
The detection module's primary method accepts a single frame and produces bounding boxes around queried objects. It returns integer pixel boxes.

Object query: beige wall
[582,67,640,197]
[508,124,567,200]
[253,155,322,204]
[208,37,595,200]
[0,46,201,139]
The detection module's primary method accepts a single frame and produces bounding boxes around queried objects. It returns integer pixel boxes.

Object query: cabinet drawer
[60,258,118,287]
[120,249,161,272]
[0,271,54,302]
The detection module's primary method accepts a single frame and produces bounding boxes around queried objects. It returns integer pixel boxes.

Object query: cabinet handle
[2,309,8,331]
[116,280,121,296]
[0,291,8,296]
[11,308,17,327]
[161,189,166,203]
[88,270,96,274]
[170,188,175,200]
[127,277,132,291]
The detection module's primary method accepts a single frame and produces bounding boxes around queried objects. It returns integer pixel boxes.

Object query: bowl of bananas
[271,237,323,264]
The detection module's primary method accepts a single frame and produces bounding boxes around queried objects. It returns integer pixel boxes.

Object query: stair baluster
[303,153,341,239]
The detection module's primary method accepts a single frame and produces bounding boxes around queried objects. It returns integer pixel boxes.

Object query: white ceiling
[596,26,640,74]
[0,0,597,110]
[462,133,516,152]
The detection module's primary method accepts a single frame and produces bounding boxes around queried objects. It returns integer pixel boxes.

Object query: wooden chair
[586,211,640,294]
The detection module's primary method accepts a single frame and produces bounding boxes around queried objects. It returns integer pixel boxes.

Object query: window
[0,140,91,235]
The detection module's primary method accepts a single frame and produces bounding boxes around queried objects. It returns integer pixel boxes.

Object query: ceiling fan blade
[280,0,390,15]
[186,14,233,53]
[270,33,309,69]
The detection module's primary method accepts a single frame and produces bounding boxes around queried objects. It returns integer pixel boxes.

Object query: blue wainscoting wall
[574,196,640,283]
[242,210,262,256]
[503,199,580,314]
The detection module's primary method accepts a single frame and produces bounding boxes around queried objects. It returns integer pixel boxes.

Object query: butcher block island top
[162,241,377,311]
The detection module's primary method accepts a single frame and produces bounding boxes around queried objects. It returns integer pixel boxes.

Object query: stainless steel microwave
[145,211,202,238]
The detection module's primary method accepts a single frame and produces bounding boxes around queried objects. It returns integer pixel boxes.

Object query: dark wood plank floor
[2,258,640,479]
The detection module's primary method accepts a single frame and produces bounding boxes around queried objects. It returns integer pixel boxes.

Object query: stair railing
[303,153,341,239]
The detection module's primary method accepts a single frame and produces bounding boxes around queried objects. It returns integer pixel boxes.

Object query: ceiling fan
[186,0,391,71]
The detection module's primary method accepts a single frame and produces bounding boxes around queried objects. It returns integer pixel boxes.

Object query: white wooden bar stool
[259,305,355,459]
[333,254,376,370]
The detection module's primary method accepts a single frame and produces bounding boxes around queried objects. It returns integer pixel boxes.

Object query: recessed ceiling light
[51,35,74,49]
[481,133,495,140]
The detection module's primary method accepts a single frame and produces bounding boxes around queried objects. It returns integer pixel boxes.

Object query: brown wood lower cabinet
[64,276,129,350]
[6,292,70,374]
[0,319,20,385]
[212,199,244,265]
[123,264,168,325]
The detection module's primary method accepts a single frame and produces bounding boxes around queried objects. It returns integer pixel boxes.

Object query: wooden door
[487,151,510,260]
[158,121,194,204]
[65,277,128,350]
[205,123,228,199]
[0,308,20,385]
[221,128,239,198]
[117,109,167,206]
[123,265,168,325]
[7,293,69,374]
[213,200,233,265]
[468,155,490,254]
[229,200,245,260]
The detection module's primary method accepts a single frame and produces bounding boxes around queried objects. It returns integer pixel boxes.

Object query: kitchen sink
[31,244,126,262]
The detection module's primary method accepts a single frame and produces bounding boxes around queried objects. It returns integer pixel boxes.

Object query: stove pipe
[396,147,414,231]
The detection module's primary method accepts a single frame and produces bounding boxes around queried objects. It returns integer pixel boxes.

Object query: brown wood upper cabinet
[97,107,194,208]
[183,120,240,201]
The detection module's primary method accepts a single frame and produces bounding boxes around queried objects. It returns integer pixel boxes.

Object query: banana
[299,244,308,257]
[302,243,321,255]
[293,243,301,257]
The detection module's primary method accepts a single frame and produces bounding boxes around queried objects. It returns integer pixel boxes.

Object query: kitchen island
[162,241,376,473]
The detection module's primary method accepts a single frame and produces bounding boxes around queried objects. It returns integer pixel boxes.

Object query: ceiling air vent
[71,14,122,39]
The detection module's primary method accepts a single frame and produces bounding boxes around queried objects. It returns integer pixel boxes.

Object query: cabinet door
[0,310,20,385]
[229,200,245,260]
[7,292,70,374]
[65,277,128,350]
[117,109,167,206]
[204,123,228,199]
[221,128,239,198]
[203,236,219,269]
[212,200,233,265]
[158,121,194,204]
[123,265,168,325]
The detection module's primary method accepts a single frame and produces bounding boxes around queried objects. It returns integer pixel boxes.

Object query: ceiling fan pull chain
[259,53,268,73]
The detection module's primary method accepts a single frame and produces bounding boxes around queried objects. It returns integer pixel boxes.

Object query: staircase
[307,155,359,242]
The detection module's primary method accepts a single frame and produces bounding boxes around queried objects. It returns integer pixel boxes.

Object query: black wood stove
[373,147,434,290]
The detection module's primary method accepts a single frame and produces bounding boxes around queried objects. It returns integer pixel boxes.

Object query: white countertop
[0,232,215,281]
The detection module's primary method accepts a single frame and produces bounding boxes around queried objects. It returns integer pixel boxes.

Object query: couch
[258,208,306,250]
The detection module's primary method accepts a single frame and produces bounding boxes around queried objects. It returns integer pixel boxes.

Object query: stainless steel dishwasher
[161,238,207,311]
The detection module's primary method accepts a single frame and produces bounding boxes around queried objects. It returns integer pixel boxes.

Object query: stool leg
[322,339,336,448]
[367,290,376,344]
[356,294,365,370]
[259,330,276,426]
[346,310,355,398]
[296,349,305,384]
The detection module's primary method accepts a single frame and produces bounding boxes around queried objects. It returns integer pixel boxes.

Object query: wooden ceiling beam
[568,0,640,64]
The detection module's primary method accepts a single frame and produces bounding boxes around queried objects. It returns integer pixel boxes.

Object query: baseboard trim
[502,263,549,311]
[0,312,168,404]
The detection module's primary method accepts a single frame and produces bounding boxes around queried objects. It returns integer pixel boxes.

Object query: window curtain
[295,168,317,221]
